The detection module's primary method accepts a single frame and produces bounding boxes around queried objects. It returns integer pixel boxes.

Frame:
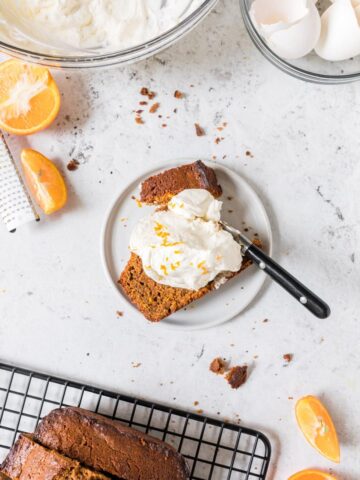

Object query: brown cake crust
[119,253,254,322]
[34,407,189,480]
[140,160,222,205]
[0,434,109,480]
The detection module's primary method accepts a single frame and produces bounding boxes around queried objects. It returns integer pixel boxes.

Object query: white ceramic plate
[101,160,273,330]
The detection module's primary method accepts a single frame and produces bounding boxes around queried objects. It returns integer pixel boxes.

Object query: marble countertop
[0,0,359,478]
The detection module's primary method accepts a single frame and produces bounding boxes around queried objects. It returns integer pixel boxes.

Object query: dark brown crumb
[228,210,233,213]
[246,150,254,158]
[263,318,269,323]
[227,196,233,201]
[209,357,227,375]
[131,195,136,200]
[226,365,248,389]
[195,123,205,136]
[174,90,184,99]
[67,159,79,171]
[193,401,199,406]
[162,123,167,128]
[196,409,204,415]
[135,117,144,125]
[215,137,221,144]
[116,311,124,317]
[149,102,160,114]
[283,353,293,363]
[173,108,178,114]
[139,101,148,106]
[140,87,156,100]
[135,109,144,114]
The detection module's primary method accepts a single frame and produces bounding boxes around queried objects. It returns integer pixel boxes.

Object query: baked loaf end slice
[140,160,222,205]
[0,434,110,480]
[119,253,254,322]
[34,407,189,480]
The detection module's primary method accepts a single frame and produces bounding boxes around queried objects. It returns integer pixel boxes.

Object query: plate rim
[100,159,273,331]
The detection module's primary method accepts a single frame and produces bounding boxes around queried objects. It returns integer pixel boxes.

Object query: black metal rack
[0,362,271,479]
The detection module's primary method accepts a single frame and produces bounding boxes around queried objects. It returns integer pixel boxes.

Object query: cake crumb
[140,87,156,99]
[132,362,142,368]
[226,365,248,389]
[116,311,124,317]
[196,409,204,414]
[263,318,269,323]
[245,150,254,158]
[149,102,160,113]
[283,353,293,363]
[67,159,80,171]
[193,401,199,406]
[209,357,227,375]
[195,123,206,137]
[174,90,184,99]
[135,116,144,125]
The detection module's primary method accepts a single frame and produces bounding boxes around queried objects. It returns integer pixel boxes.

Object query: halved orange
[295,396,340,463]
[289,469,338,480]
[21,148,67,215]
[0,59,60,135]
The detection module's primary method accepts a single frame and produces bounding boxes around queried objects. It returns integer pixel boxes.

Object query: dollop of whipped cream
[0,0,204,52]
[130,189,242,290]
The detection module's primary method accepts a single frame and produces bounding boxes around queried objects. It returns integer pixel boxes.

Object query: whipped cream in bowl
[0,0,217,67]
[130,189,243,291]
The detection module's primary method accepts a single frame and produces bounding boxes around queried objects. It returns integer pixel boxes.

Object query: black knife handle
[245,244,331,319]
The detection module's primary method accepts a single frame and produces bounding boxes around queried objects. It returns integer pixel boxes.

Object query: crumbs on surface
[174,90,184,99]
[195,123,206,137]
[283,353,293,363]
[140,87,156,100]
[245,150,254,158]
[226,365,248,389]
[67,159,80,171]
[149,102,160,113]
[132,362,142,368]
[135,116,144,125]
[116,311,124,317]
[209,357,227,375]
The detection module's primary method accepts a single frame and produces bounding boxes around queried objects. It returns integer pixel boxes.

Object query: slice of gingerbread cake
[119,161,257,322]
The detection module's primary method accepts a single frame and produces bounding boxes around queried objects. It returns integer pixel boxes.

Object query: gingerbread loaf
[0,434,110,480]
[34,407,189,480]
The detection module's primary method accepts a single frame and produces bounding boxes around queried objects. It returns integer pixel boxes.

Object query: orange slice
[289,469,338,480]
[21,148,67,214]
[295,396,340,463]
[0,60,60,135]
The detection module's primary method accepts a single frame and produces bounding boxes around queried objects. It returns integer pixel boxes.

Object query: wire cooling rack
[0,362,271,479]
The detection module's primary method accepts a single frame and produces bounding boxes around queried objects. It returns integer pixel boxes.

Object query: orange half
[21,148,67,214]
[0,59,60,135]
[289,469,338,480]
[295,396,340,463]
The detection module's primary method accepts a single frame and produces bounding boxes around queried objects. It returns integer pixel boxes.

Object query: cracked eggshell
[250,0,308,37]
[250,0,321,59]
[315,0,360,61]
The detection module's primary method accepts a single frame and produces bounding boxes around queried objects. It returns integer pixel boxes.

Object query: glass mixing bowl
[240,0,360,84]
[0,0,218,69]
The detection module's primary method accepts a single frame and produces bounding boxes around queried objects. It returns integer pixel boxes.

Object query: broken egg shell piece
[315,0,360,61]
[266,0,321,59]
[250,0,309,37]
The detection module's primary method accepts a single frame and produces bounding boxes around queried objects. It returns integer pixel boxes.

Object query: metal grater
[0,132,39,232]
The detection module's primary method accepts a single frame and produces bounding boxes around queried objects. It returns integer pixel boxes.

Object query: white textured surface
[0,0,359,478]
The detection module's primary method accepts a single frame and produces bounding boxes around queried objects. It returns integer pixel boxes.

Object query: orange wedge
[289,469,338,480]
[0,60,60,135]
[295,396,340,463]
[21,148,67,215]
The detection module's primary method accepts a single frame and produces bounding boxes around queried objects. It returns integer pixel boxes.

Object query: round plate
[101,160,273,330]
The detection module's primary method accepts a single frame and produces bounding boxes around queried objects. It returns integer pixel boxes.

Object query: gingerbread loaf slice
[34,407,189,480]
[140,160,222,205]
[0,434,110,480]
[119,253,254,322]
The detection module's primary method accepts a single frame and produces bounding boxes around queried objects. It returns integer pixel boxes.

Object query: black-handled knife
[221,222,331,319]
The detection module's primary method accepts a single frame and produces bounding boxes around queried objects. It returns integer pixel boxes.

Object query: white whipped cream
[130,189,242,291]
[0,0,204,52]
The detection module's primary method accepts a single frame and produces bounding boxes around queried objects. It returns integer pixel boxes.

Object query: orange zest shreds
[288,469,338,480]
[0,60,60,135]
[160,265,168,276]
[21,148,67,215]
[135,199,143,208]
[295,396,340,463]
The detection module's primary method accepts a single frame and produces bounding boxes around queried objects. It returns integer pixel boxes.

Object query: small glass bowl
[0,0,218,69]
[240,0,360,84]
